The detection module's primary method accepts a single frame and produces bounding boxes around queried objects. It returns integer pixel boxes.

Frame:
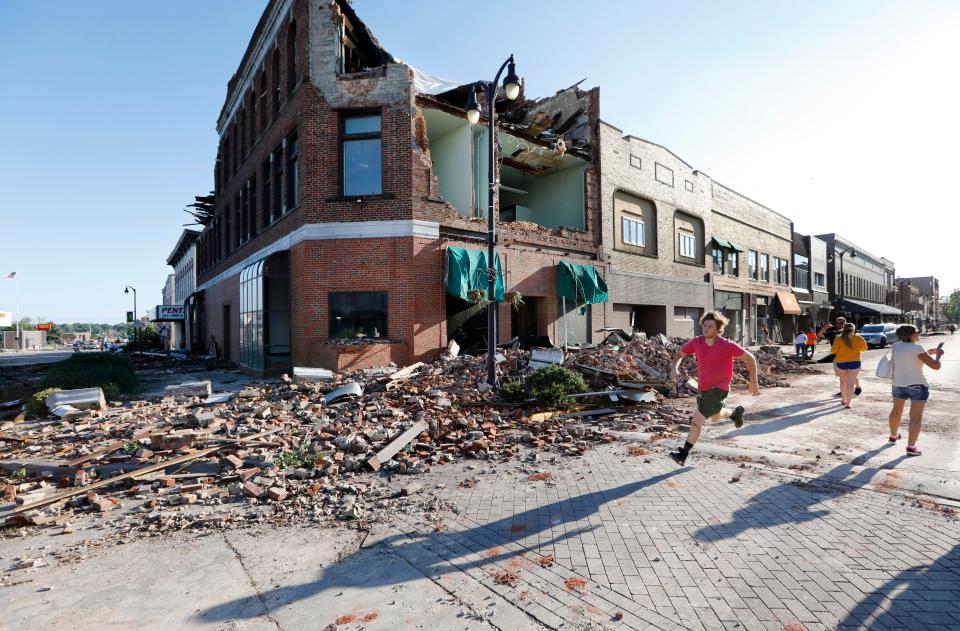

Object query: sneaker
[731,405,745,429]
[906,446,922,456]
[834,392,842,397]
[854,386,862,396]
[669,450,687,466]
[888,433,902,443]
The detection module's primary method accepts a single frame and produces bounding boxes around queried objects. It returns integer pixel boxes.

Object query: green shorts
[697,388,729,418]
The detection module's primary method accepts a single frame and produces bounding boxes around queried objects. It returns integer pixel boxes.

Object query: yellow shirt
[831,335,868,363]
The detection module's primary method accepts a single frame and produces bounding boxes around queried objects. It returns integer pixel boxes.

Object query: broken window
[337,7,389,74]
[341,113,382,196]
[286,131,299,209]
[329,291,387,339]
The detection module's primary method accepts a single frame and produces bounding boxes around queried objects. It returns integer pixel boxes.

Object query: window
[271,48,281,119]
[760,253,769,281]
[286,21,297,95]
[261,161,271,227]
[285,131,299,209]
[727,251,739,277]
[272,148,283,220]
[249,177,257,237]
[679,231,696,258]
[341,113,382,196]
[240,187,248,243]
[329,291,387,339]
[239,260,265,370]
[224,206,232,255]
[234,193,241,248]
[794,253,809,289]
[240,107,247,158]
[257,70,267,132]
[749,250,758,280]
[773,257,783,283]
[712,246,724,273]
[674,306,702,321]
[622,215,644,246]
[781,258,790,285]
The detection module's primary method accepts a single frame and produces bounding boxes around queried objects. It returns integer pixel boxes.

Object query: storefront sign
[37,323,53,331]
[153,305,186,321]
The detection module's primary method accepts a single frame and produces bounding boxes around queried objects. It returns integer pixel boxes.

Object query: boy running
[668,311,761,466]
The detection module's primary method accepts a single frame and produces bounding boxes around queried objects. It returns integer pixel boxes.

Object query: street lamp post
[898,279,912,323]
[464,55,522,387]
[124,286,137,350]
[835,247,856,319]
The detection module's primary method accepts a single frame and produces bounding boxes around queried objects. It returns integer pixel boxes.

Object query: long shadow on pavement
[718,400,839,439]
[694,445,905,543]
[195,468,684,623]
[837,543,960,629]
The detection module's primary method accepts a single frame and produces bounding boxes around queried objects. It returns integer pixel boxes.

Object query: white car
[859,323,897,348]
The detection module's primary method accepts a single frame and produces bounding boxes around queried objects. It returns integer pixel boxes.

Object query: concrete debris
[45,388,107,412]
[164,381,213,397]
[0,341,812,535]
[293,367,335,384]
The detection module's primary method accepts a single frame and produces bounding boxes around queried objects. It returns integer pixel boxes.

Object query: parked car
[859,323,897,348]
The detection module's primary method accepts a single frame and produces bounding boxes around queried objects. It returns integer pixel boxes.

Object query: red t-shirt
[681,336,746,392]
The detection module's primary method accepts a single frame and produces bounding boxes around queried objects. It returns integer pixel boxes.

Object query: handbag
[876,347,894,379]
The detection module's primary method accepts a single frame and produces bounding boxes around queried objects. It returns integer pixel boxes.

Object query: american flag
[4,272,14,279]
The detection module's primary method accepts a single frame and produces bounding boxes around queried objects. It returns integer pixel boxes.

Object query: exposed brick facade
[194,0,605,373]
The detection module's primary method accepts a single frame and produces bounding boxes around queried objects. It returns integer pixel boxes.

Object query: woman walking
[831,323,867,408]
[888,324,944,456]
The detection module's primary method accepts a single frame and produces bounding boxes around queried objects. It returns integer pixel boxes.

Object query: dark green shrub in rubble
[500,365,587,406]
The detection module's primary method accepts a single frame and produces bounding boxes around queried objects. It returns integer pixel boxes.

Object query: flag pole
[14,275,18,349]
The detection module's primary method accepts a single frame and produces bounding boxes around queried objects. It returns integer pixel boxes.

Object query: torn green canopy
[445,246,505,302]
[557,261,608,305]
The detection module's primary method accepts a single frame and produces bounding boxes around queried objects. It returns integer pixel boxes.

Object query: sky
[1,0,958,323]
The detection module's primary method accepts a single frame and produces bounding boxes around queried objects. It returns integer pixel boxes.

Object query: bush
[499,365,587,406]
[43,353,137,394]
[27,387,60,417]
[498,378,528,403]
[122,327,161,352]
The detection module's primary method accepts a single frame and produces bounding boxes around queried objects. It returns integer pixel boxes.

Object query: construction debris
[0,334,814,536]
[45,388,107,413]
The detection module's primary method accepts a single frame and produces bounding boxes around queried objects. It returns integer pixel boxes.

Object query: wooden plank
[366,420,427,471]
[555,408,615,421]
[388,362,425,382]
[65,426,159,467]
[10,446,223,515]
[0,434,28,444]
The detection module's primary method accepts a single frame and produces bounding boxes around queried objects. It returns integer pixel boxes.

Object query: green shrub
[27,387,61,417]
[43,353,137,394]
[101,382,122,402]
[500,365,587,406]
[498,378,528,403]
[122,328,161,352]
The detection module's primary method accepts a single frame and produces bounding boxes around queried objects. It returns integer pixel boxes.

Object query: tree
[0,317,35,332]
[46,323,63,345]
[944,289,960,324]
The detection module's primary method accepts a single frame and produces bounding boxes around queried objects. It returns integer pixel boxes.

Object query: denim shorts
[892,384,929,402]
[836,361,861,370]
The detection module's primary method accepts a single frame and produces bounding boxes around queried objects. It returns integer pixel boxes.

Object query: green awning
[727,241,745,252]
[557,261,608,305]
[711,237,731,249]
[445,247,505,302]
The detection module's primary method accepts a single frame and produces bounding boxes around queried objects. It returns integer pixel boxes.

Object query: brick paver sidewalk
[383,445,960,630]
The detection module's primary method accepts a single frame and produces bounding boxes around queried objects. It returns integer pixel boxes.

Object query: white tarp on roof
[407,64,463,95]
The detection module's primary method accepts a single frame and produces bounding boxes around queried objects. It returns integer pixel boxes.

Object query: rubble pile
[569,333,816,389]
[0,354,644,534]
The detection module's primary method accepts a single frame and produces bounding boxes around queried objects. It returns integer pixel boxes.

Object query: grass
[43,353,137,395]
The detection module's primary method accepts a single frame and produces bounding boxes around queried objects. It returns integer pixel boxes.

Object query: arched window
[286,21,297,95]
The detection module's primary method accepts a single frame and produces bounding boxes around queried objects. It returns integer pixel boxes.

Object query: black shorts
[696,388,729,418]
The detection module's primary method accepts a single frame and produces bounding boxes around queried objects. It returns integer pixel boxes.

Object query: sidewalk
[3,443,958,630]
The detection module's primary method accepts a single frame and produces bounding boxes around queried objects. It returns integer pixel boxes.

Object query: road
[0,350,74,367]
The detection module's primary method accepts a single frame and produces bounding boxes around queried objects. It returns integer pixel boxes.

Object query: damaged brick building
[193,0,607,374]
